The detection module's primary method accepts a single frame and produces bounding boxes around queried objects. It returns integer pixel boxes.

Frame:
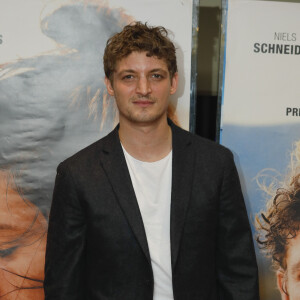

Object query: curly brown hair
[256,142,300,270]
[103,22,177,82]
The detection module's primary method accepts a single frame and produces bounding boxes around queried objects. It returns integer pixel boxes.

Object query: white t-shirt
[122,146,173,300]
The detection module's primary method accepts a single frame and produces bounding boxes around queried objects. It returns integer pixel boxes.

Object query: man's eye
[151,74,162,79]
[123,75,134,80]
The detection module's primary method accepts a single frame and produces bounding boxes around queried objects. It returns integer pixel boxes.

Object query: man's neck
[118,117,172,162]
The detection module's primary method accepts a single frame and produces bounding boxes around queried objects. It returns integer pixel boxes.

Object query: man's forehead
[114,51,169,72]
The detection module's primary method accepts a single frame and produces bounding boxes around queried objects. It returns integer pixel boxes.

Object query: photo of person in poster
[0,1,129,298]
[256,141,300,300]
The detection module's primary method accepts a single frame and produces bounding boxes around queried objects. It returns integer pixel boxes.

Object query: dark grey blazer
[44,121,259,300]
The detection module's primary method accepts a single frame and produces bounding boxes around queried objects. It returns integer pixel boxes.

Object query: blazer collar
[169,121,195,269]
[100,125,151,265]
[100,120,195,270]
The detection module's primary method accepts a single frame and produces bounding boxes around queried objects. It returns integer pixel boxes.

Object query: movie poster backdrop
[0,1,193,298]
[221,1,300,299]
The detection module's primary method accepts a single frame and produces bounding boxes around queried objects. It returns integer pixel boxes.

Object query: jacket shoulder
[57,128,117,173]
[173,124,233,159]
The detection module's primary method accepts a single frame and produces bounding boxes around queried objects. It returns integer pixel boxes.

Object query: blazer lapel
[99,127,151,265]
[170,123,196,269]
[98,122,195,269]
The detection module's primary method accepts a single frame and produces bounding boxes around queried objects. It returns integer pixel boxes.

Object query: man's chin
[124,111,167,126]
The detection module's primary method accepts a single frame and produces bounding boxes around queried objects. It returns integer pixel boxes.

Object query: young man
[44,22,259,300]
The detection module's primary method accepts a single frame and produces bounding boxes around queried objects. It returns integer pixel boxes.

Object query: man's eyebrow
[117,68,168,74]
[149,68,168,73]
[117,69,136,75]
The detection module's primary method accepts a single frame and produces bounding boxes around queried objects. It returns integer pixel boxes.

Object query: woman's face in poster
[0,172,47,299]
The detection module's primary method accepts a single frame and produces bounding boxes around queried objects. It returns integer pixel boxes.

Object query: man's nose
[136,77,151,95]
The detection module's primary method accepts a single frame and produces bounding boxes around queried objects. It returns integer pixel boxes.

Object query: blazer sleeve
[44,162,86,300]
[217,151,260,300]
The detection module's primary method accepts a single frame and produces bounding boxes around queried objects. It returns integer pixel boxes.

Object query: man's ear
[105,77,114,96]
[277,269,289,300]
[170,72,178,95]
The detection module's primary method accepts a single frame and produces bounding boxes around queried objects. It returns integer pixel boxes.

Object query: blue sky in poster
[222,123,300,226]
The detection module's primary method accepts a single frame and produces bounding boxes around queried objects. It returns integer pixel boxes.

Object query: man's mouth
[133,100,154,106]
[132,97,155,107]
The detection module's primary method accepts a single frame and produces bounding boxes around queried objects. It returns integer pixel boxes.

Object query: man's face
[277,231,300,300]
[105,51,178,126]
